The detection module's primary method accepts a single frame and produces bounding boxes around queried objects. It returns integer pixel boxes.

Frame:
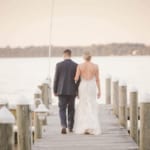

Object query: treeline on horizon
[0,43,150,57]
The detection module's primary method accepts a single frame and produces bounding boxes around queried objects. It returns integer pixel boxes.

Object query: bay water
[0,56,149,105]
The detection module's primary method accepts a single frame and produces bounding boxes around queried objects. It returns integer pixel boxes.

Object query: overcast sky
[0,0,150,47]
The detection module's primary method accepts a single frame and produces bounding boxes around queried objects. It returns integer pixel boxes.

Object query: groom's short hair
[64,49,72,56]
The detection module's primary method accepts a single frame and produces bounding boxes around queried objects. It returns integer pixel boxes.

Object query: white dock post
[34,103,49,138]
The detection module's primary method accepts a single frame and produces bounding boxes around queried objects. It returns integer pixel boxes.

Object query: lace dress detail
[74,78,101,135]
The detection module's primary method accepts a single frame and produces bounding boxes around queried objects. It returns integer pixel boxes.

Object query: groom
[53,49,78,134]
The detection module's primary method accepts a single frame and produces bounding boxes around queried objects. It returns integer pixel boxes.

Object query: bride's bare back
[75,62,99,81]
[75,61,101,98]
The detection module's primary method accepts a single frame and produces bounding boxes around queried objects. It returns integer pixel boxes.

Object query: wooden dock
[32,104,138,150]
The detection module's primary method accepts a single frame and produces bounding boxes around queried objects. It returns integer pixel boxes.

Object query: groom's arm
[74,64,81,96]
[74,65,80,81]
[53,64,59,95]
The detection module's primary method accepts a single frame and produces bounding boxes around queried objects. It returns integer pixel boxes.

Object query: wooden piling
[16,96,31,150]
[48,86,52,105]
[105,75,111,104]
[140,93,150,150]
[41,80,50,125]
[0,98,8,109]
[0,124,14,150]
[34,88,41,100]
[38,84,43,91]
[34,107,42,139]
[112,78,119,117]
[0,107,15,150]
[119,82,127,128]
[129,88,138,144]
[42,81,49,108]
[34,88,42,139]
[46,77,52,105]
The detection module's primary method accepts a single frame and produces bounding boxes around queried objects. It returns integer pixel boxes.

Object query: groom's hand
[54,93,58,96]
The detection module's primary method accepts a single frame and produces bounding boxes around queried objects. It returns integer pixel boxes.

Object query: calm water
[0,56,149,104]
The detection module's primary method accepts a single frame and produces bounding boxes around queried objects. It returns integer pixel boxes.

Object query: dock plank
[32,105,138,150]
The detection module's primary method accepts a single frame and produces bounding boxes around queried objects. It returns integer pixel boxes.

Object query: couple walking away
[53,49,101,135]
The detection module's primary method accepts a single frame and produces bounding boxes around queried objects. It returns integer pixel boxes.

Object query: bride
[74,51,101,135]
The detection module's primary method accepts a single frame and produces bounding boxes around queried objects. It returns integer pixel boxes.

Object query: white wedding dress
[74,78,101,135]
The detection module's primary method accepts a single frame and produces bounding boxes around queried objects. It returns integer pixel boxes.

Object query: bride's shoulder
[90,62,98,67]
[78,63,84,67]
[76,63,83,70]
[93,63,99,69]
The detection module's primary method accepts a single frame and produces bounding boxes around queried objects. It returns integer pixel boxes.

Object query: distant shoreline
[0,43,150,57]
[0,55,150,59]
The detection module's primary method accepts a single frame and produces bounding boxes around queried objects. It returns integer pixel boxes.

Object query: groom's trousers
[58,95,75,129]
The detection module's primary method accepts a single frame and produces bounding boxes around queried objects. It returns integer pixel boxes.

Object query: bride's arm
[74,65,80,82]
[96,65,101,99]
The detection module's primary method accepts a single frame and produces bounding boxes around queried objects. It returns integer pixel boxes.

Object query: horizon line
[0,42,149,49]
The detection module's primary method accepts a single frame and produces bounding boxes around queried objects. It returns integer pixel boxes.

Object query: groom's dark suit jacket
[53,59,78,96]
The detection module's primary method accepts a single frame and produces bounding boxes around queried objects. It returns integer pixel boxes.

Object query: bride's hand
[97,92,101,99]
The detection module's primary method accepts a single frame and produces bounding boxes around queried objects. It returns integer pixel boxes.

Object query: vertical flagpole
[48,0,55,78]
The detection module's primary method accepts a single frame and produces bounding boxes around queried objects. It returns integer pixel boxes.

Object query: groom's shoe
[68,129,73,133]
[61,128,67,134]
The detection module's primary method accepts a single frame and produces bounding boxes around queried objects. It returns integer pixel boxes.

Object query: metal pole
[48,0,55,77]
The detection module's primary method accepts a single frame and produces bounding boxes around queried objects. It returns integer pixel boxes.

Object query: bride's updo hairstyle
[83,50,92,61]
